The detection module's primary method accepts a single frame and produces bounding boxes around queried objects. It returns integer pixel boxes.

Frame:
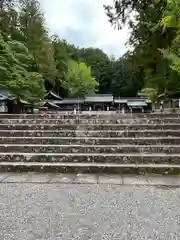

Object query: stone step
[0,123,180,130]
[0,144,180,153]
[0,113,180,119]
[0,136,180,145]
[2,118,180,124]
[0,130,180,137]
[0,162,180,174]
[0,152,180,164]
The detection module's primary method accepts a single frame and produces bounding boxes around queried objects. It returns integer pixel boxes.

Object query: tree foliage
[62,45,140,96]
[0,35,46,104]
[159,0,180,73]
[105,0,180,98]
[64,60,99,97]
[19,0,57,86]
[141,88,159,103]
[0,0,148,103]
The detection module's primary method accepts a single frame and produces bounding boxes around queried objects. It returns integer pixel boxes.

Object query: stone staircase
[0,112,180,174]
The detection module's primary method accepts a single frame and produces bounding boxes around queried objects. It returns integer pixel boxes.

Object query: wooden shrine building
[84,94,114,111]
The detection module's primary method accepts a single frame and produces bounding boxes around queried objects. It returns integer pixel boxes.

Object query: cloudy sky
[40,0,129,58]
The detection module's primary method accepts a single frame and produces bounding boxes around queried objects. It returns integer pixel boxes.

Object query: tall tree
[0,0,21,40]
[78,48,113,94]
[111,53,141,97]
[19,0,57,88]
[52,36,69,96]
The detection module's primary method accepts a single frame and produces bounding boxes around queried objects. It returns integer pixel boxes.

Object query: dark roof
[114,99,127,104]
[0,89,9,98]
[85,94,113,103]
[92,94,113,96]
[117,97,147,100]
[47,91,62,100]
[0,89,10,100]
[138,92,148,96]
[0,96,7,101]
[114,97,149,103]
[53,98,84,104]
[19,99,29,105]
[46,101,60,108]
[127,100,147,107]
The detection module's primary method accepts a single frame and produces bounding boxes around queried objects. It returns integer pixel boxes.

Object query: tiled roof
[0,89,9,98]
[127,100,147,107]
[53,99,84,104]
[46,101,60,108]
[85,95,113,102]
[114,99,127,103]
[49,92,62,100]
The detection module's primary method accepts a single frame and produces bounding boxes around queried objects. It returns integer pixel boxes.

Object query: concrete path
[0,178,180,239]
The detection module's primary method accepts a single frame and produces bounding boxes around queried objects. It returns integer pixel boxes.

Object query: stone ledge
[0,153,180,164]
[0,162,180,175]
[1,118,180,125]
[0,129,180,138]
[1,172,180,186]
[0,137,179,145]
[0,113,179,119]
[0,123,180,130]
[0,144,180,153]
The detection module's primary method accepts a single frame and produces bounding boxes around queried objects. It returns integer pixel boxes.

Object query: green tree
[19,0,57,87]
[64,60,99,97]
[111,53,141,97]
[0,36,46,104]
[0,0,21,40]
[105,0,180,97]
[52,36,69,96]
[51,35,141,97]
[141,88,159,103]
[159,0,180,73]
[77,48,112,94]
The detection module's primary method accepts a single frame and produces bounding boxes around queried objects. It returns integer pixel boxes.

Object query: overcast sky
[40,0,129,58]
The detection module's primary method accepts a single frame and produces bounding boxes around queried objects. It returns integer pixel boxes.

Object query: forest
[0,0,180,104]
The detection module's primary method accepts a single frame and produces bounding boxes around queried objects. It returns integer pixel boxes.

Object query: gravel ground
[0,183,180,240]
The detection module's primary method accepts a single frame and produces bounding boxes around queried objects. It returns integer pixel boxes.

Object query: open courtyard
[0,174,180,240]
